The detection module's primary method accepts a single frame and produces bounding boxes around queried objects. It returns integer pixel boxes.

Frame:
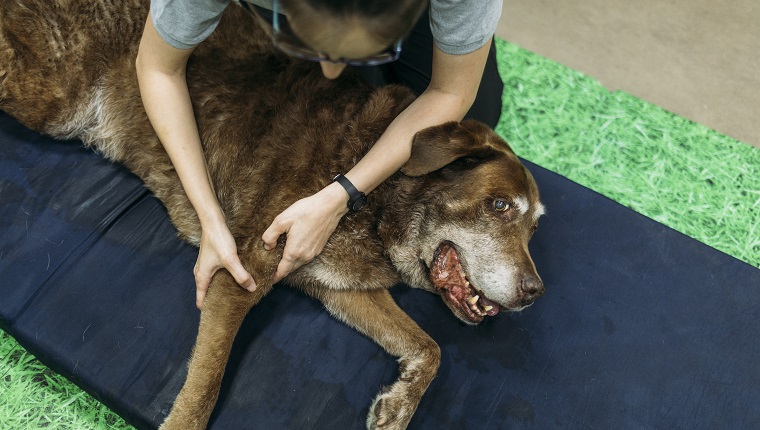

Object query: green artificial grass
[1,38,758,429]
[0,331,132,429]
[495,38,760,269]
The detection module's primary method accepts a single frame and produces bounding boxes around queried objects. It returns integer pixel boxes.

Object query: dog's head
[391,120,545,325]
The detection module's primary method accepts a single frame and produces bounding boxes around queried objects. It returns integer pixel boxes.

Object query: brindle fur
[0,1,545,429]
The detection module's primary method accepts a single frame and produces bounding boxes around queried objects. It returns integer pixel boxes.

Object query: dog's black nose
[520,274,545,300]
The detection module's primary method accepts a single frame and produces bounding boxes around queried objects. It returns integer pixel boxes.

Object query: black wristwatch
[333,174,367,211]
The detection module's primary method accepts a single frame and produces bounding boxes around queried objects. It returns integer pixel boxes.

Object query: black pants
[359,9,503,128]
[252,5,504,128]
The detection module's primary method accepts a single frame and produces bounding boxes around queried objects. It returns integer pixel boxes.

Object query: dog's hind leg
[160,270,273,430]
[304,287,441,430]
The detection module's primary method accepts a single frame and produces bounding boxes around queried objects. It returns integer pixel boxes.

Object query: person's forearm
[137,68,224,225]
[136,19,225,228]
[344,88,472,194]
[345,41,491,195]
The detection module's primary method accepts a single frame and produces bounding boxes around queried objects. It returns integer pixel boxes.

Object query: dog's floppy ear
[401,120,495,177]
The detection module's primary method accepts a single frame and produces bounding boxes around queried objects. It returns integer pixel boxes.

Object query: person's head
[275,0,429,79]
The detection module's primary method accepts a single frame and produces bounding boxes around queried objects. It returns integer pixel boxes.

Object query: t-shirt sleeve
[429,0,503,55]
[150,0,232,50]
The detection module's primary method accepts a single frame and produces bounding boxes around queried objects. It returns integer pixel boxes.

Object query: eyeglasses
[239,0,403,66]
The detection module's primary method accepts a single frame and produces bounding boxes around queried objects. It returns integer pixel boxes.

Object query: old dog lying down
[0,0,545,428]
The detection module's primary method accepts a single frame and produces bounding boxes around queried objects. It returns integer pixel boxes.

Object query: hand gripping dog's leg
[305,287,441,430]
[160,270,273,430]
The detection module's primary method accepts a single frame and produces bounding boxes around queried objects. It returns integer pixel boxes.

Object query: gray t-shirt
[150,0,502,55]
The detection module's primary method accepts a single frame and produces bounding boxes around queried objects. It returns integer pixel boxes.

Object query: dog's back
[0,0,145,132]
[0,0,414,244]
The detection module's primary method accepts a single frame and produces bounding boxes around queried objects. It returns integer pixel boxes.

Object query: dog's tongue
[432,244,466,291]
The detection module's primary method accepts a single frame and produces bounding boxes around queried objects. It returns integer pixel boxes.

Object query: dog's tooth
[483,305,493,312]
[467,295,479,305]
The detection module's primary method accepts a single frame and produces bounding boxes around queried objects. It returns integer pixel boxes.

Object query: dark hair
[280,0,429,45]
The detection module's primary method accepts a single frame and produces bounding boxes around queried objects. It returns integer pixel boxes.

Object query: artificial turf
[0,338,130,429]
[495,39,759,270]
[1,39,758,429]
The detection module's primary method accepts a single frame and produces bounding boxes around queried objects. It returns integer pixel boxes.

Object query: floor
[496,0,760,148]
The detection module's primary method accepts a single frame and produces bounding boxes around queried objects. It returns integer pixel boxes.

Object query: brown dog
[0,0,545,428]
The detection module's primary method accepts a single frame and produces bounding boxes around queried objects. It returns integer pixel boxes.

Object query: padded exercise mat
[1,111,759,429]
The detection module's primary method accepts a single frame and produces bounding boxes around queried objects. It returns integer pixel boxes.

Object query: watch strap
[333,174,367,211]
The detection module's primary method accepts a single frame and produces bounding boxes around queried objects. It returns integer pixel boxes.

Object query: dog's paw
[366,384,417,430]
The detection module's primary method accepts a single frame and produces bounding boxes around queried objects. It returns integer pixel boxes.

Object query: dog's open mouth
[430,241,500,323]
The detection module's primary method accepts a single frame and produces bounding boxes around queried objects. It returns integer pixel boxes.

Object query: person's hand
[262,183,348,283]
[194,221,256,309]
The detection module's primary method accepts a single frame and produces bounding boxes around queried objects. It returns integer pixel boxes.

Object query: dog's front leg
[160,269,273,430]
[305,287,441,430]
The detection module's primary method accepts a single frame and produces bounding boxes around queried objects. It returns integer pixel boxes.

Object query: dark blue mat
[1,111,758,429]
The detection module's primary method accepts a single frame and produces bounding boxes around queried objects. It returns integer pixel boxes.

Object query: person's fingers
[272,243,317,283]
[264,196,340,282]
[272,259,292,284]
[194,261,214,287]
[194,259,255,310]
[261,215,289,251]
[272,246,303,283]
[225,255,257,292]
[194,257,217,309]
[195,279,210,310]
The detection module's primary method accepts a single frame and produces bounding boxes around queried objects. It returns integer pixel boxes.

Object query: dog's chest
[302,254,400,290]
[294,235,401,291]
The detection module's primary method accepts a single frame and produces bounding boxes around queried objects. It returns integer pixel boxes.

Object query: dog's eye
[494,199,510,212]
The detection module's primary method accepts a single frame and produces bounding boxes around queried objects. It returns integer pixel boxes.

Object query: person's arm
[262,40,493,282]
[347,40,492,193]
[136,14,256,308]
